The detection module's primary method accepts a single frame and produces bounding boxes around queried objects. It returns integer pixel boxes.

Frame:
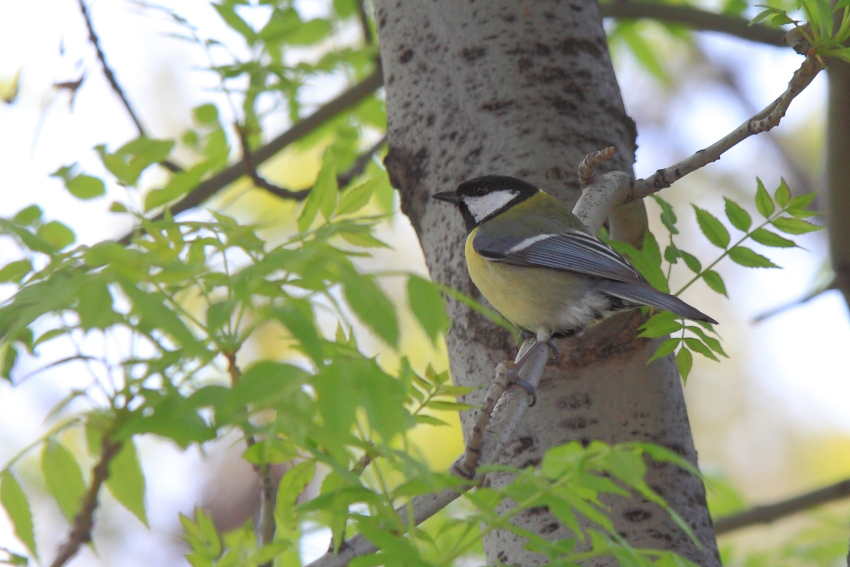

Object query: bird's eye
[474,185,487,196]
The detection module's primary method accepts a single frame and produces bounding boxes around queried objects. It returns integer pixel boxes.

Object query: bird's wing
[473,229,646,284]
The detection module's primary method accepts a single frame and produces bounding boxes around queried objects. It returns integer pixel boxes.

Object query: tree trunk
[826,59,850,309]
[374,1,720,564]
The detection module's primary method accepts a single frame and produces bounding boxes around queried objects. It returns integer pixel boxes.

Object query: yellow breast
[464,229,602,337]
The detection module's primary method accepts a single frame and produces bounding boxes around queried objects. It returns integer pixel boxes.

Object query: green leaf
[106,440,148,527]
[616,22,670,84]
[723,198,751,231]
[118,280,202,351]
[407,275,449,345]
[749,8,775,24]
[702,270,728,297]
[337,178,377,216]
[755,178,775,218]
[333,0,358,17]
[275,461,315,531]
[648,338,679,363]
[287,18,332,45]
[749,228,796,248]
[774,178,791,207]
[663,244,679,264]
[693,206,729,249]
[642,230,662,267]
[77,280,120,331]
[36,221,75,250]
[728,246,780,268]
[343,273,398,347]
[116,394,215,448]
[676,348,693,381]
[144,163,209,212]
[638,312,683,339]
[13,205,42,226]
[607,239,668,292]
[212,3,256,43]
[786,191,818,218]
[193,103,219,125]
[684,338,719,361]
[653,195,678,235]
[687,325,728,358]
[679,251,701,274]
[1,344,18,380]
[205,299,236,335]
[272,301,324,363]
[66,175,106,200]
[0,471,37,558]
[771,217,822,234]
[339,230,389,249]
[424,400,476,412]
[0,259,31,284]
[298,161,338,231]
[42,440,87,522]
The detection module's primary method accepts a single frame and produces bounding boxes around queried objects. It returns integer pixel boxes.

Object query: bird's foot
[547,340,561,361]
[504,339,559,407]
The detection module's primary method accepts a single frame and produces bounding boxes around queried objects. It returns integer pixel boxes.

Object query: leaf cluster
[611,178,820,380]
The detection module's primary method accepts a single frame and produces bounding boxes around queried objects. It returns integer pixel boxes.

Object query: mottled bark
[374,1,719,565]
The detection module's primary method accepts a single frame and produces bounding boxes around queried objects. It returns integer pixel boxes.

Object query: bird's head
[432,175,539,232]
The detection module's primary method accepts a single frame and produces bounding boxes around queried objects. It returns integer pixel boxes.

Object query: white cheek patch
[465,191,518,223]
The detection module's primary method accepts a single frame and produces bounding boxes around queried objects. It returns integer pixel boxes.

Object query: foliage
[0,0,845,566]
[752,0,850,62]
[611,178,822,381]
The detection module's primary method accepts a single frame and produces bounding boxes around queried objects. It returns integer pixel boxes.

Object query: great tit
[433,175,716,356]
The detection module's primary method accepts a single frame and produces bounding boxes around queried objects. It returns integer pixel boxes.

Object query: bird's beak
[432,191,459,204]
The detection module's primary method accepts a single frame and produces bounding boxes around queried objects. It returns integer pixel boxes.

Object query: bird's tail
[598,281,717,324]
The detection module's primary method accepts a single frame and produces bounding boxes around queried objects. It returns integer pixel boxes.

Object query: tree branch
[77,0,181,173]
[254,134,387,201]
[50,438,121,567]
[631,54,823,201]
[117,68,383,245]
[714,478,850,535]
[357,0,375,45]
[599,1,786,46]
[306,339,550,567]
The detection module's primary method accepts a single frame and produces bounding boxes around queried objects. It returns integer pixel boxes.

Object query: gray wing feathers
[596,280,718,324]
[474,231,645,284]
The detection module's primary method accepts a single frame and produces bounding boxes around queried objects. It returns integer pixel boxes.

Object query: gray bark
[374,1,720,565]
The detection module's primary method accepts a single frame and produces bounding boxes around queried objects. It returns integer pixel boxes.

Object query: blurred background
[1,1,849,565]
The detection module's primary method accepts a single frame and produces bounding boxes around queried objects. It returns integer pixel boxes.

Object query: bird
[432,175,716,401]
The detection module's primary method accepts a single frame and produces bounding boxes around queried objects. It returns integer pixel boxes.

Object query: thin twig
[714,478,850,535]
[241,133,387,202]
[454,363,511,479]
[50,438,122,567]
[695,45,815,195]
[225,352,277,563]
[117,68,383,245]
[600,1,786,46]
[631,54,823,201]
[77,0,181,173]
[236,122,309,200]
